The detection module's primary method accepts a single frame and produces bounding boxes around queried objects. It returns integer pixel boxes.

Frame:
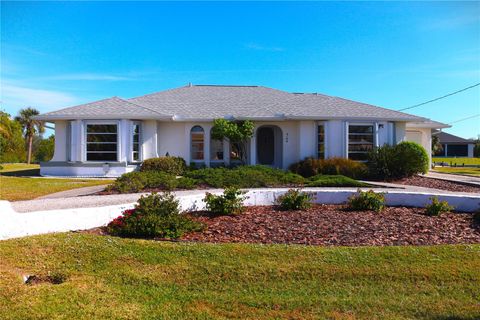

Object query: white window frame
[190,125,205,162]
[316,121,327,159]
[84,120,120,162]
[347,122,376,161]
[131,121,142,163]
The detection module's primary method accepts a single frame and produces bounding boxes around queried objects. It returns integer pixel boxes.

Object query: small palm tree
[15,108,44,164]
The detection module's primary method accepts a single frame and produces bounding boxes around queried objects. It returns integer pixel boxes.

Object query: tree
[211,119,254,164]
[431,134,443,156]
[0,111,26,162]
[15,108,44,164]
[34,135,55,162]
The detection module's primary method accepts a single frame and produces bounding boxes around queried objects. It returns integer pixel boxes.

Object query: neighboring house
[432,131,476,157]
[35,84,449,177]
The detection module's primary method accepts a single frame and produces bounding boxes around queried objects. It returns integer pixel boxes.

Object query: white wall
[142,120,158,160]
[51,121,67,161]
[157,121,188,159]
[406,128,432,167]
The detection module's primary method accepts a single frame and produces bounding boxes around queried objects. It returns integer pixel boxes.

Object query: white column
[468,144,474,157]
[344,121,349,158]
[204,125,211,167]
[118,120,129,162]
[51,121,67,162]
[142,120,158,160]
[394,122,406,144]
[76,120,85,162]
[250,134,257,165]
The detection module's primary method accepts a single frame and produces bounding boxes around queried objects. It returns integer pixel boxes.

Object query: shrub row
[289,157,368,179]
[107,171,197,193]
[140,156,187,176]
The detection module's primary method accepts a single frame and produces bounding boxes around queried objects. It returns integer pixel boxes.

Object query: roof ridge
[193,84,259,87]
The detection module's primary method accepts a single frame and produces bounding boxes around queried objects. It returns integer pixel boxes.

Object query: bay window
[348,124,374,161]
[86,123,118,161]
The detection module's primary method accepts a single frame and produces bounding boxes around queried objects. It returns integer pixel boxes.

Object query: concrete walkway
[36,185,109,199]
[424,171,480,187]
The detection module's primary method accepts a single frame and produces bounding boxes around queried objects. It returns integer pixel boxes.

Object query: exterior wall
[406,128,432,167]
[468,143,475,158]
[157,121,188,159]
[51,121,67,161]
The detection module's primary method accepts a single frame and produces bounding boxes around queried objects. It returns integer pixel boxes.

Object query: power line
[398,83,480,111]
[447,114,480,125]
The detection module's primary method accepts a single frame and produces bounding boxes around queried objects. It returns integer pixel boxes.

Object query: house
[35,84,449,177]
[433,131,476,157]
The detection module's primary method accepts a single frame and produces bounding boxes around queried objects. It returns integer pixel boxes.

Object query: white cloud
[0,83,80,112]
[245,43,285,52]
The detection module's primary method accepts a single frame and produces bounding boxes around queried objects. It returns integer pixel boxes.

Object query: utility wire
[447,114,480,125]
[398,82,480,111]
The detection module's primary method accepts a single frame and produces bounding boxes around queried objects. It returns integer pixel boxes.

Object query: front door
[257,127,275,165]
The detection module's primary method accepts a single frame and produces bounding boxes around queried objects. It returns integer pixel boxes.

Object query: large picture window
[348,124,374,161]
[86,124,118,161]
[317,124,325,159]
[132,123,141,161]
[190,126,204,161]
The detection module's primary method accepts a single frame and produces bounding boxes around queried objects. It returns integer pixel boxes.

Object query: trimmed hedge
[368,141,429,180]
[289,157,368,179]
[140,156,187,175]
[306,175,369,187]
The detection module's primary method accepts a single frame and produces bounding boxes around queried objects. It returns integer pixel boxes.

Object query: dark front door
[257,127,275,165]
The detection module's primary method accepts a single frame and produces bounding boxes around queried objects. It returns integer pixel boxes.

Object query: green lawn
[1,233,479,319]
[433,167,480,176]
[0,163,113,201]
[432,157,480,166]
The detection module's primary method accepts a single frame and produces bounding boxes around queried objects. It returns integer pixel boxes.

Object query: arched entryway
[256,125,283,168]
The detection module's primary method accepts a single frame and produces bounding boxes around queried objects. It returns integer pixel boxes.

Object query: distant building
[433,131,475,157]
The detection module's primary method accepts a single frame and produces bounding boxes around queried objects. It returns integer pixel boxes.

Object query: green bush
[176,177,198,190]
[277,189,312,210]
[140,156,187,175]
[109,171,178,193]
[107,192,203,239]
[186,165,304,188]
[348,189,385,212]
[425,196,454,216]
[204,187,247,215]
[289,157,367,179]
[368,142,429,180]
[306,175,369,187]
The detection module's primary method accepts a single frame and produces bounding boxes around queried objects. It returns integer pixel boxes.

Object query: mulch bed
[393,176,480,193]
[181,205,480,246]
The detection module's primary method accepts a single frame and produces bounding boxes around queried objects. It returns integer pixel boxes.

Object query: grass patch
[307,174,369,187]
[0,163,112,201]
[433,157,480,166]
[0,234,479,319]
[433,167,480,176]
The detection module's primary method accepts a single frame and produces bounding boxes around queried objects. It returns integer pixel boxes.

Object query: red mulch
[393,176,480,193]
[181,205,480,246]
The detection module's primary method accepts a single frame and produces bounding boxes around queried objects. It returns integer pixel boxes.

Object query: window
[348,124,374,161]
[317,124,325,159]
[86,124,118,161]
[210,134,224,162]
[190,126,204,161]
[132,123,141,161]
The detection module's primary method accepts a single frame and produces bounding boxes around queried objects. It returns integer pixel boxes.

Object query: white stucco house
[35,84,449,177]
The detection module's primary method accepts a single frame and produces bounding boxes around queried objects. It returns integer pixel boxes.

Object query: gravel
[393,176,480,194]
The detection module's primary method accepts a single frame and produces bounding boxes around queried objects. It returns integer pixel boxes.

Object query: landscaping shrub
[176,177,198,190]
[425,196,454,216]
[109,171,178,193]
[107,192,203,238]
[289,157,367,179]
[306,175,369,187]
[140,156,187,175]
[186,165,304,188]
[368,142,429,180]
[277,189,312,210]
[204,187,247,215]
[348,189,385,212]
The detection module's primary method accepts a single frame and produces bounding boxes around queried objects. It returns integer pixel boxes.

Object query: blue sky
[1,1,479,138]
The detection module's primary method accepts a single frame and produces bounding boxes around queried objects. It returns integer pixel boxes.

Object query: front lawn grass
[0,164,113,201]
[432,157,480,166]
[433,167,480,176]
[0,233,479,319]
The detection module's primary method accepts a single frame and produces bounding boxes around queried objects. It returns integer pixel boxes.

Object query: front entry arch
[256,125,283,168]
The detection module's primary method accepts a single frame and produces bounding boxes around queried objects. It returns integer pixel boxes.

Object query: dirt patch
[181,205,480,246]
[393,176,480,193]
[24,272,67,285]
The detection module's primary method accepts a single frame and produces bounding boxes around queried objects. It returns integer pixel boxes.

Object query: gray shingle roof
[35,85,442,125]
[433,131,475,144]
[35,97,169,120]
